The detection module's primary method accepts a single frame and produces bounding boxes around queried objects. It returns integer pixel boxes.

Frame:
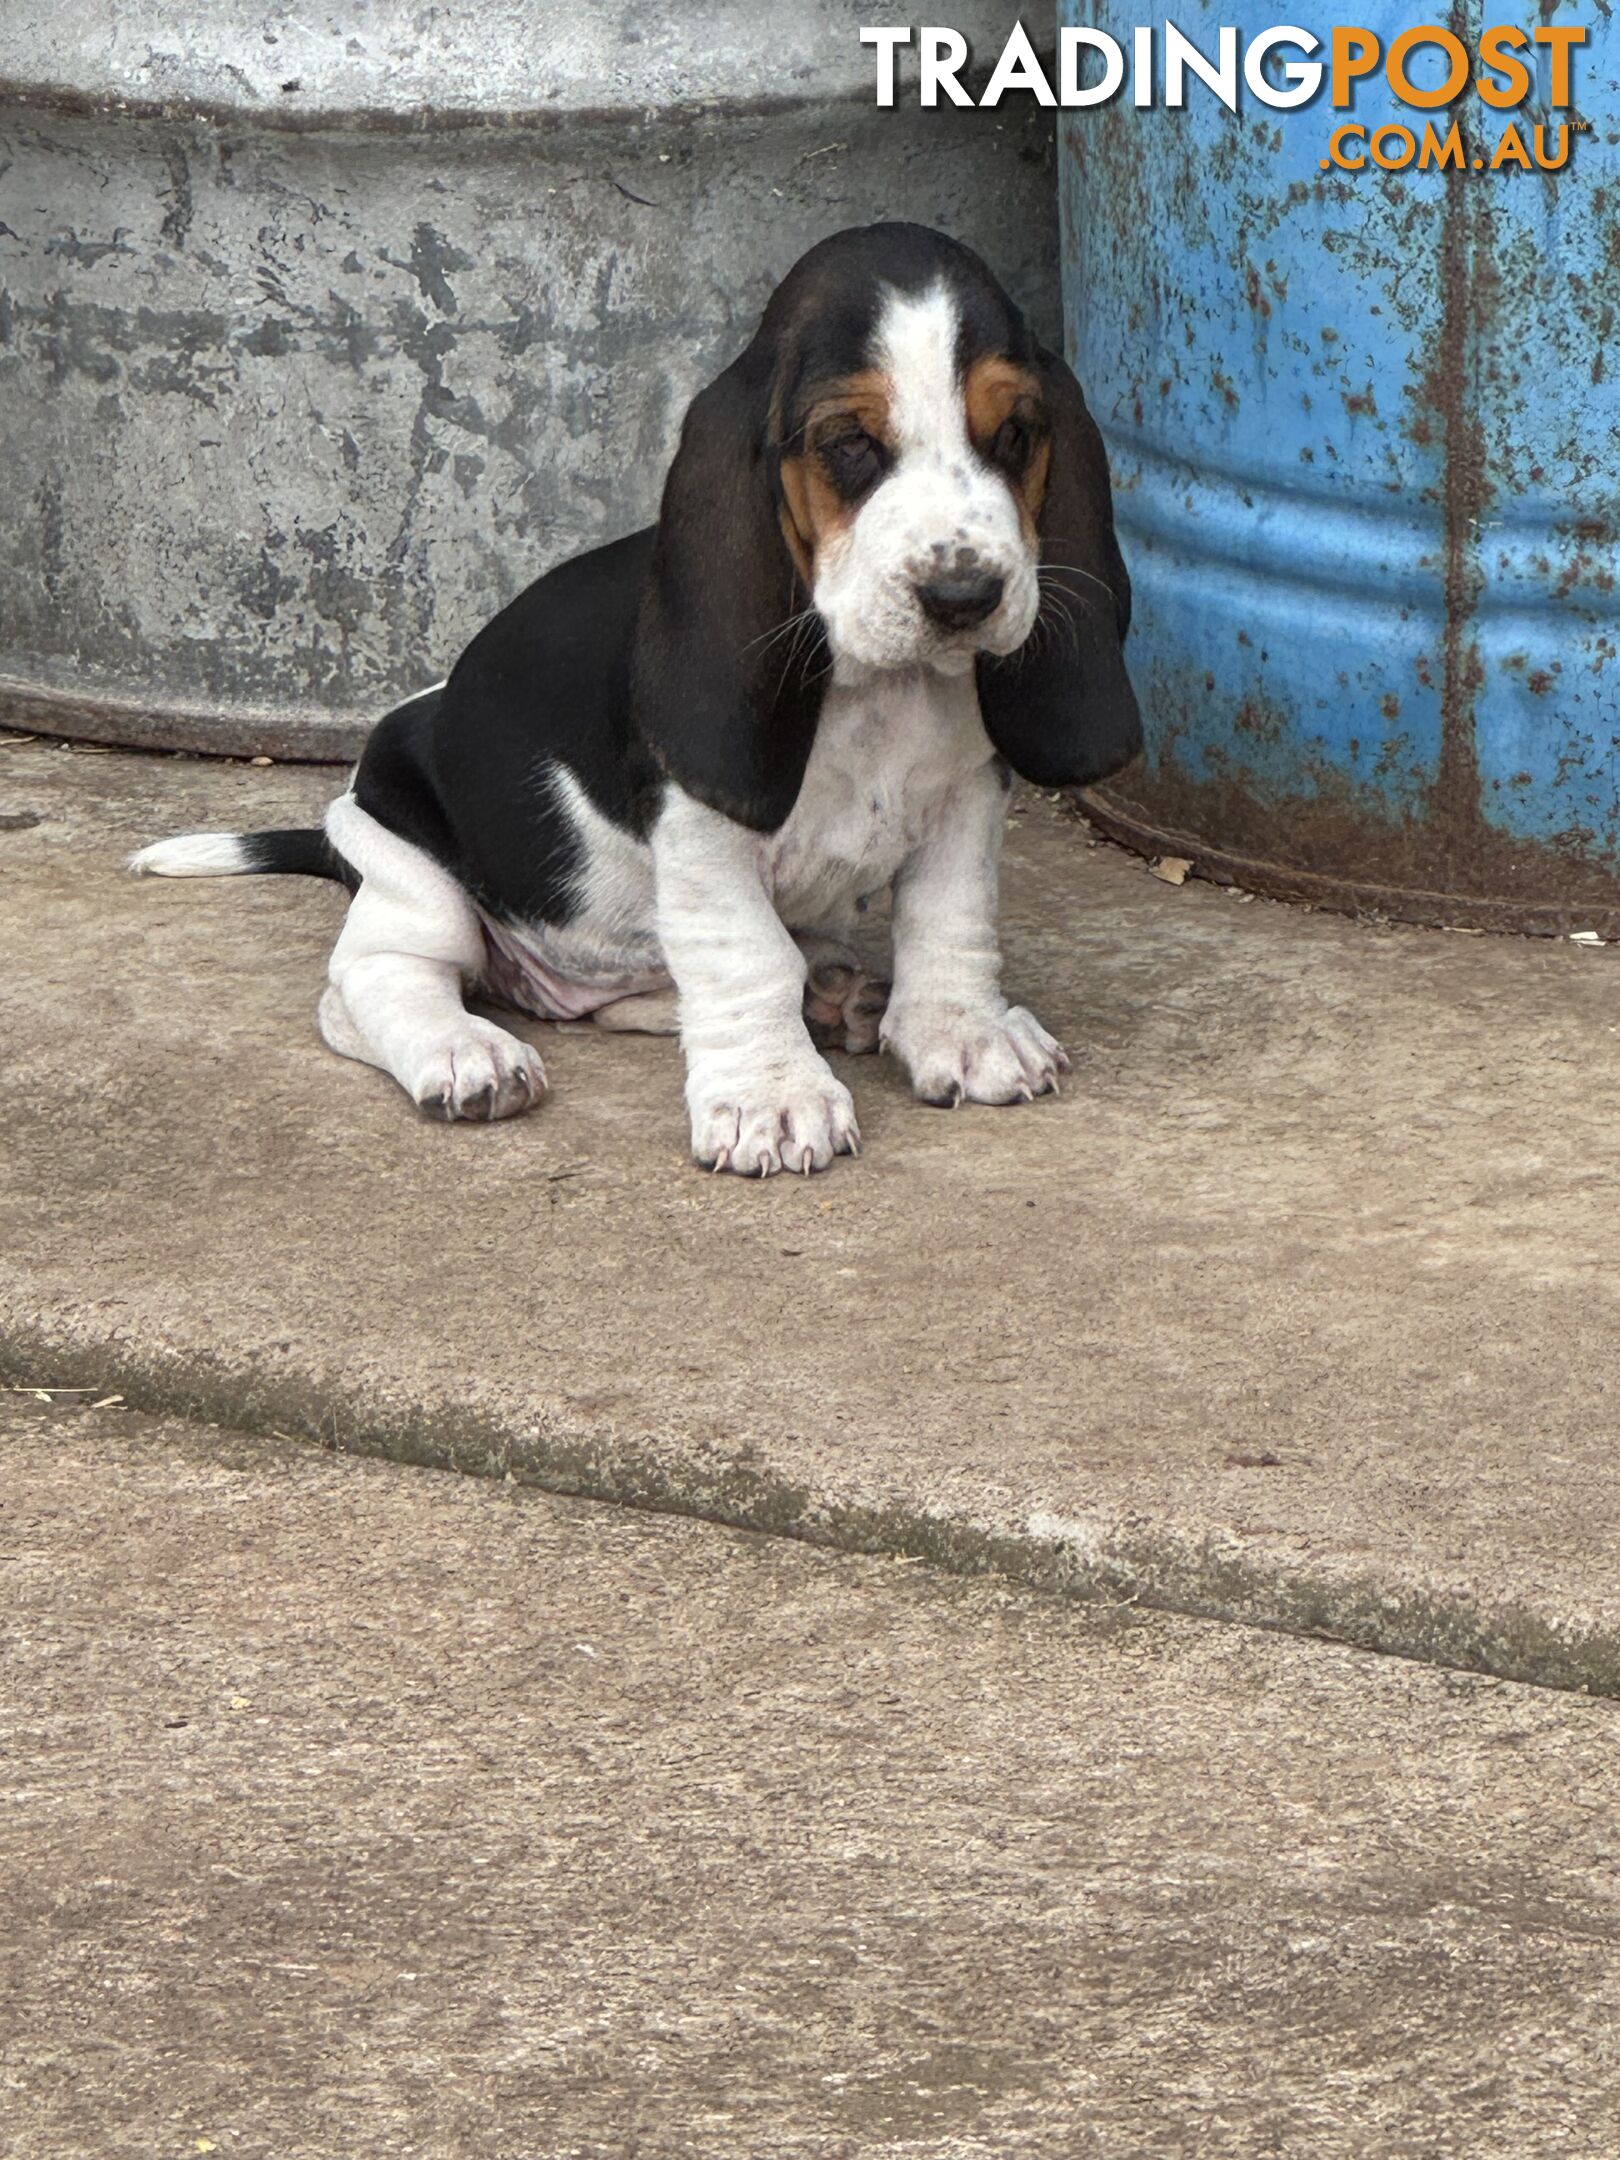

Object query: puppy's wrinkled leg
[653,792,859,1177]
[880,762,1068,1106]
[320,796,546,1122]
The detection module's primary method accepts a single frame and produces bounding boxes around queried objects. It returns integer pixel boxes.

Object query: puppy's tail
[128,827,356,887]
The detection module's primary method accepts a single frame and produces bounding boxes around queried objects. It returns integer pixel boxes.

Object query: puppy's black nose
[916,571,1004,632]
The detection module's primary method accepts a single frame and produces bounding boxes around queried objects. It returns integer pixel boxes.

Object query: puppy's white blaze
[127,832,250,877]
[814,279,1037,672]
[874,280,972,462]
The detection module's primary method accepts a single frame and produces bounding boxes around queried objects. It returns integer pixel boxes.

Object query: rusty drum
[1060,0,1620,933]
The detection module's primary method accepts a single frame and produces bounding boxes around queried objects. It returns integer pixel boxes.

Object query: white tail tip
[127,832,250,878]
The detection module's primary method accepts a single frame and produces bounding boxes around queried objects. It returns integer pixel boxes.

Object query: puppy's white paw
[881,1001,1068,1108]
[408,1018,548,1122]
[689,1061,861,1176]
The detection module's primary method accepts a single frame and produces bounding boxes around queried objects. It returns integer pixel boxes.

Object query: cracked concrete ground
[4,1389,1620,2160]
[7,740,1620,2154]
[4,741,1620,1686]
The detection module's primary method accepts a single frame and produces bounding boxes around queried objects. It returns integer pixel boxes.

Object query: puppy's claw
[690,1068,859,1178]
[887,1001,1066,1111]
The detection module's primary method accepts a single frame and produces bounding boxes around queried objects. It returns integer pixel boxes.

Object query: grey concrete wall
[0,5,1058,757]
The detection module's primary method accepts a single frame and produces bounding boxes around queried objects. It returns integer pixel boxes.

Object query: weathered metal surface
[0,3,1059,760]
[1061,0,1620,933]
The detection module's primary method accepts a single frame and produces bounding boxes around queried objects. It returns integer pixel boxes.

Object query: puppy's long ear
[632,354,828,832]
[977,346,1141,788]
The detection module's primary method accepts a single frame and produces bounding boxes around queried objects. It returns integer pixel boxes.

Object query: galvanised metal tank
[1061,0,1620,933]
[0,3,1059,759]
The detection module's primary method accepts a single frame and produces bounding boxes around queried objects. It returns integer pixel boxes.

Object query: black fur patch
[353,531,661,926]
[238,827,357,887]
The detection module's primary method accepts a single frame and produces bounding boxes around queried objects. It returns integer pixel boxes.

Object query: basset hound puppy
[132,222,1140,1176]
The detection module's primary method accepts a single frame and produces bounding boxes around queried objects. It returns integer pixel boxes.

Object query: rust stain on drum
[1068,0,1620,937]
[1427,0,1490,866]
[1079,762,1620,939]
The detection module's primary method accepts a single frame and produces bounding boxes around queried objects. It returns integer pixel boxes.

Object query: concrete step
[4,742,1620,1691]
[4,1389,1619,2158]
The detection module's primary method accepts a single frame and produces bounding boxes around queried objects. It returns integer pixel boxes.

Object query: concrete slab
[3,741,1620,1689]
[5,1389,1620,2159]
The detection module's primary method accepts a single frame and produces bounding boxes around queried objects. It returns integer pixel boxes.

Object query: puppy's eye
[821,429,885,498]
[990,415,1033,474]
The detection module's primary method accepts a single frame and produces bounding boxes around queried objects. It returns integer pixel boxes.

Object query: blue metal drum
[1059,0,1620,931]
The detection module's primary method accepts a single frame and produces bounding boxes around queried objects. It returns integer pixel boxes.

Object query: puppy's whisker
[744,607,817,663]
[1036,591,1081,659]
[783,615,820,666]
[1037,578,1080,627]
[743,606,813,652]
[774,611,828,703]
[1023,611,1053,663]
[1042,614,1072,661]
[1037,562,1117,608]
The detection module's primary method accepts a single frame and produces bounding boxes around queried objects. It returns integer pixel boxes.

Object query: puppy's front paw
[689,1061,861,1177]
[881,1001,1068,1108]
[410,1018,548,1122]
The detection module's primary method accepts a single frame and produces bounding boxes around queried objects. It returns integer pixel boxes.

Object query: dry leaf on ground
[1149,856,1193,886]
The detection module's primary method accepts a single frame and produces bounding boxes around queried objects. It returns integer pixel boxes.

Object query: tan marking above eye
[778,370,894,582]
[963,357,1043,450]
[963,357,1049,536]
[802,369,894,457]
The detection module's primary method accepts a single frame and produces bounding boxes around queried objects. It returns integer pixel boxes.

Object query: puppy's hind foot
[317,986,547,1121]
[803,958,890,1056]
[317,984,374,1063]
[411,1019,547,1121]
